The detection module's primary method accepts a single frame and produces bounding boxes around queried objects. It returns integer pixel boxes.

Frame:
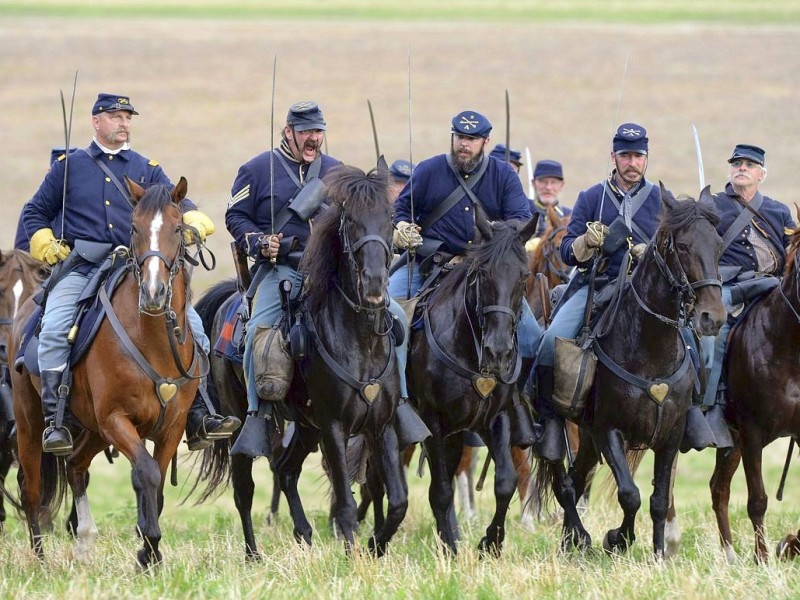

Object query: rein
[423,265,522,398]
[540,224,571,284]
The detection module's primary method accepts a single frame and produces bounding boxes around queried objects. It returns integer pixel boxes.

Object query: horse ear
[521,213,539,243]
[660,181,678,210]
[126,176,146,203]
[377,155,388,177]
[698,185,714,206]
[546,204,559,228]
[172,177,188,203]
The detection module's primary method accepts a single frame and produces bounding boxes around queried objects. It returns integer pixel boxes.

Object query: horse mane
[301,164,390,311]
[784,226,800,276]
[436,220,527,298]
[657,196,719,241]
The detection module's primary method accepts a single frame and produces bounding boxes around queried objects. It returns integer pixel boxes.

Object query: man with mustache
[528,123,718,461]
[389,110,541,446]
[225,101,339,455]
[22,93,239,455]
[700,144,796,449]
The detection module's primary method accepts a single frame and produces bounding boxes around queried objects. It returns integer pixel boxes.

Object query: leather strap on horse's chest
[592,335,694,405]
[98,286,204,408]
[304,310,395,405]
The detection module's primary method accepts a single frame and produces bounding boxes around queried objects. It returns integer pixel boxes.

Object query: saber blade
[692,123,706,190]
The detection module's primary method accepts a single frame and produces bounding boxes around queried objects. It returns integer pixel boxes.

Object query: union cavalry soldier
[530,159,571,237]
[529,123,717,461]
[701,144,796,448]
[22,92,239,455]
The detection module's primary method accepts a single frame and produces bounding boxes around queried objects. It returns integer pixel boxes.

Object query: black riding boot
[531,365,565,462]
[230,400,273,458]
[41,369,73,456]
[395,398,431,451]
[680,404,717,453]
[185,380,241,451]
[705,390,734,450]
[509,398,537,449]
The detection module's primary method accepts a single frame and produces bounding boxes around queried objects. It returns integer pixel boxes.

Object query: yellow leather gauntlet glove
[30,228,71,265]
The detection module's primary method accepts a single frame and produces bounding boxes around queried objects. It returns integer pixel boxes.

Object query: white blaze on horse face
[12,278,23,317]
[145,210,164,296]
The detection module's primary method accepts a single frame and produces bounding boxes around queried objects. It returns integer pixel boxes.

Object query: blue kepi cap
[451,110,492,138]
[92,93,138,115]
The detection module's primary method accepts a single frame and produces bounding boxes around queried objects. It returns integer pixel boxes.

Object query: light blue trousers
[700,285,733,407]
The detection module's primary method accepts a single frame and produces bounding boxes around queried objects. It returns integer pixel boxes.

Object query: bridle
[627,231,721,329]
[540,224,571,285]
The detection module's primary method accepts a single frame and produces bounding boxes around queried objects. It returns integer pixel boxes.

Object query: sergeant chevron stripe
[227,184,250,208]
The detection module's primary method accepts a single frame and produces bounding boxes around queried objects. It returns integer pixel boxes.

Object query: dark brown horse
[409,216,538,556]
[10,178,203,568]
[537,187,726,558]
[710,205,800,563]
[193,162,408,558]
[0,249,49,530]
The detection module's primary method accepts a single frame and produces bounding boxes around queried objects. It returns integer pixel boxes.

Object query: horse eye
[676,242,690,253]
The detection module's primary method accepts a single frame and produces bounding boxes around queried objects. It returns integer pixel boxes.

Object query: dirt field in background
[3,18,800,289]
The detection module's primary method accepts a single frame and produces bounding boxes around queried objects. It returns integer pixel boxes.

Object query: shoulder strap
[720,197,757,252]
[736,193,786,258]
[271,151,324,232]
[420,155,489,230]
[86,149,134,209]
[602,182,652,242]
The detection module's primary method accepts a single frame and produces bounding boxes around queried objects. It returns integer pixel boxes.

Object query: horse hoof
[603,529,631,555]
[368,536,387,558]
[477,536,502,558]
[136,548,162,572]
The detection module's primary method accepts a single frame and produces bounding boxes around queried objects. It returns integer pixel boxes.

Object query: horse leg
[711,443,742,563]
[600,429,639,554]
[664,453,681,558]
[275,424,319,546]
[231,453,260,560]
[368,424,408,557]
[66,437,106,562]
[650,440,680,559]
[455,445,475,521]
[558,431,595,551]
[478,413,517,557]
[16,432,45,559]
[267,467,281,526]
[318,421,358,554]
[360,459,385,532]
[424,422,463,555]
[739,429,770,563]
[0,431,14,532]
[512,447,536,528]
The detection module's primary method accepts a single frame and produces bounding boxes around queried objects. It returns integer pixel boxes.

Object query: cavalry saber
[600,51,630,218]
[776,436,795,501]
[504,89,511,162]
[525,146,534,198]
[367,99,381,161]
[406,47,416,300]
[692,123,706,190]
[59,69,78,239]
[268,55,277,264]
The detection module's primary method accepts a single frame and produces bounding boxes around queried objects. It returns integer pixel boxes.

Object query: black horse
[194,161,408,557]
[408,216,538,556]
[536,186,727,558]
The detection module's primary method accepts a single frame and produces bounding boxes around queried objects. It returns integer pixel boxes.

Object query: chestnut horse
[0,250,49,530]
[711,205,800,563]
[536,187,726,558]
[10,178,203,568]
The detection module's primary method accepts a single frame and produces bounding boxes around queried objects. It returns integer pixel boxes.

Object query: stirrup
[42,425,73,456]
[186,415,241,451]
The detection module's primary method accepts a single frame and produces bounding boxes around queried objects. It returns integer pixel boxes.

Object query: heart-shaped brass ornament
[473,375,497,399]
[362,382,381,403]
[649,382,669,403]
[157,381,178,404]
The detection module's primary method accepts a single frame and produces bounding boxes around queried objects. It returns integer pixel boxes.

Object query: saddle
[16,251,128,377]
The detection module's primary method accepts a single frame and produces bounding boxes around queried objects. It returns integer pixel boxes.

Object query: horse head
[655,183,726,336]
[302,161,393,312]
[126,176,188,315]
[462,216,537,374]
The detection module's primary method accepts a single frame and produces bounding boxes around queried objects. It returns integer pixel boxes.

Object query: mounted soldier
[226,101,427,456]
[21,92,239,455]
[700,144,796,448]
[529,122,717,462]
[389,110,542,443]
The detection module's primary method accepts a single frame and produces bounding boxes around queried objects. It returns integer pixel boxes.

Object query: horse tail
[39,453,69,515]
[528,455,558,519]
[596,449,646,503]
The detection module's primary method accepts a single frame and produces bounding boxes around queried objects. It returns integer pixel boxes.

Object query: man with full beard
[528,122,717,462]
[389,110,540,446]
